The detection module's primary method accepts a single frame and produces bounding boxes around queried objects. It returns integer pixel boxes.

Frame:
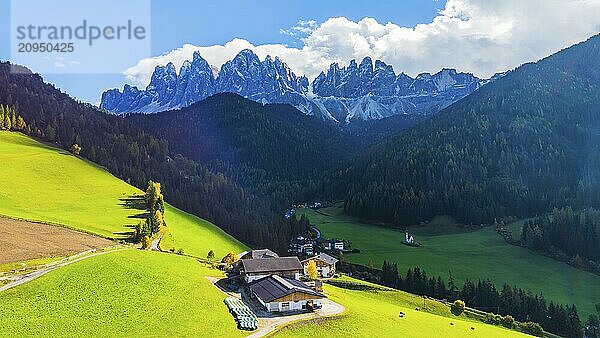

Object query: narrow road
[311,226,321,239]
[150,232,164,251]
[247,298,345,338]
[0,247,126,292]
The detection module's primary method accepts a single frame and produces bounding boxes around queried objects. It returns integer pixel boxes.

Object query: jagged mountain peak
[101,52,489,123]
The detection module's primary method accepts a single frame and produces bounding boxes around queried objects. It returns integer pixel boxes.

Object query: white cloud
[123,0,600,88]
[280,20,318,39]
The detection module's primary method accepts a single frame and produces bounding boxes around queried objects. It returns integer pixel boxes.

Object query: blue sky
[0,0,444,102]
[1,0,598,104]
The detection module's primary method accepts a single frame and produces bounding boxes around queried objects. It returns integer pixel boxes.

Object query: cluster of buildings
[288,236,346,256]
[234,249,338,313]
[283,202,322,219]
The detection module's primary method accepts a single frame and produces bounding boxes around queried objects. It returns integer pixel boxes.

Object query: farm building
[302,253,339,278]
[239,249,279,260]
[241,257,303,283]
[248,275,325,312]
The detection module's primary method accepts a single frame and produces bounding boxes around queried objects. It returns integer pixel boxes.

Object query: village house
[248,275,326,312]
[240,257,303,283]
[288,236,314,256]
[320,238,344,252]
[302,253,339,278]
[239,249,279,260]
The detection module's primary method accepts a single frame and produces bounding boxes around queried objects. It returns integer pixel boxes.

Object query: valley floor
[297,205,600,318]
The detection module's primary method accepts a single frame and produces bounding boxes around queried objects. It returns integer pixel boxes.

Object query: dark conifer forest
[341,34,600,226]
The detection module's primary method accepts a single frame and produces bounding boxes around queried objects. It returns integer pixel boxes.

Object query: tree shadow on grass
[119,195,146,211]
[117,194,148,243]
[114,225,138,243]
[128,212,150,219]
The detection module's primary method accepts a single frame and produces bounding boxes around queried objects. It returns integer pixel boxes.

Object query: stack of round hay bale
[224,297,258,331]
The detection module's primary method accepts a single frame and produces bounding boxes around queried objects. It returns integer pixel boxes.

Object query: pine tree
[0,105,6,130]
[15,116,26,131]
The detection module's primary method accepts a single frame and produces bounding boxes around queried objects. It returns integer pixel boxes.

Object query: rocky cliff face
[101,50,489,122]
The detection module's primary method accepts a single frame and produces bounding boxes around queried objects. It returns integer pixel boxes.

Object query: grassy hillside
[160,205,247,258]
[0,131,245,258]
[298,206,600,318]
[0,249,245,337]
[273,277,530,338]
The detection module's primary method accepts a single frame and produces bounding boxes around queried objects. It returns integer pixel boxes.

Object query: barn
[240,257,303,283]
[248,275,326,312]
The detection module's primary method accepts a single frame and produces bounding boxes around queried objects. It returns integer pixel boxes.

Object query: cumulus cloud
[123,0,600,88]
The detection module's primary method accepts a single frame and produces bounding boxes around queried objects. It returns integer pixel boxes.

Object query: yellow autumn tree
[222,252,238,265]
[306,260,319,280]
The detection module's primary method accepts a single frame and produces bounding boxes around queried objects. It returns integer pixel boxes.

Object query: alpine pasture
[297,205,600,318]
[0,131,245,256]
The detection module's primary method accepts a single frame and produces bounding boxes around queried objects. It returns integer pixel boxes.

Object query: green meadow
[0,131,245,257]
[273,277,530,338]
[0,249,245,338]
[298,205,600,318]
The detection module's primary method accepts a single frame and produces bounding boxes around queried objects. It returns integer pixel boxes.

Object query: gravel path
[247,298,345,338]
[0,248,126,292]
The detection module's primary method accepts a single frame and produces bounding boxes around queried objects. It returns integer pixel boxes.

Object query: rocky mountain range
[101,49,493,122]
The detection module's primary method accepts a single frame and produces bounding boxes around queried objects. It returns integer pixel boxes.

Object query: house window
[281,302,290,311]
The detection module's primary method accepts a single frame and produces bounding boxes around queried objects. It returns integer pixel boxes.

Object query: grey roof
[302,253,339,265]
[254,249,279,259]
[241,257,303,274]
[248,275,325,303]
[241,249,279,260]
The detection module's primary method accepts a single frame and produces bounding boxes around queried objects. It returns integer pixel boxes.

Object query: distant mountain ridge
[101,50,492,122]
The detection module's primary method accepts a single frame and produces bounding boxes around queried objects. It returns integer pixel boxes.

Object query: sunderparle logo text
[9,0,151,74]
[15,20,147,46]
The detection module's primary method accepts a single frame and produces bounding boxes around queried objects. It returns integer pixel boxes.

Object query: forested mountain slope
[342,34,600,225]
[126,93,356,185]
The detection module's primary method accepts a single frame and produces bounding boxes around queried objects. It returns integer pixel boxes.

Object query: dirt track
[0,217,114,264]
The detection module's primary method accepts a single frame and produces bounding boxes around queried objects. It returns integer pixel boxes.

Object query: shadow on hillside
[128,212,150,219]
[119,196,146,210]
[114,225,137,243]
[117,195,148,243]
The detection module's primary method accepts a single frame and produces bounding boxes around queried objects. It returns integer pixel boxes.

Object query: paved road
[0,248,126,292]
[311,226,321,239]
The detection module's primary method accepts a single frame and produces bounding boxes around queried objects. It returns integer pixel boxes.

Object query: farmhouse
[240,257,303,283]
[239,249,279,260]
[302,253,339,278]
[248,275,325,312]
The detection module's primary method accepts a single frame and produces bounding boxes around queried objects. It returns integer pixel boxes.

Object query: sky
[1,0,599,104]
